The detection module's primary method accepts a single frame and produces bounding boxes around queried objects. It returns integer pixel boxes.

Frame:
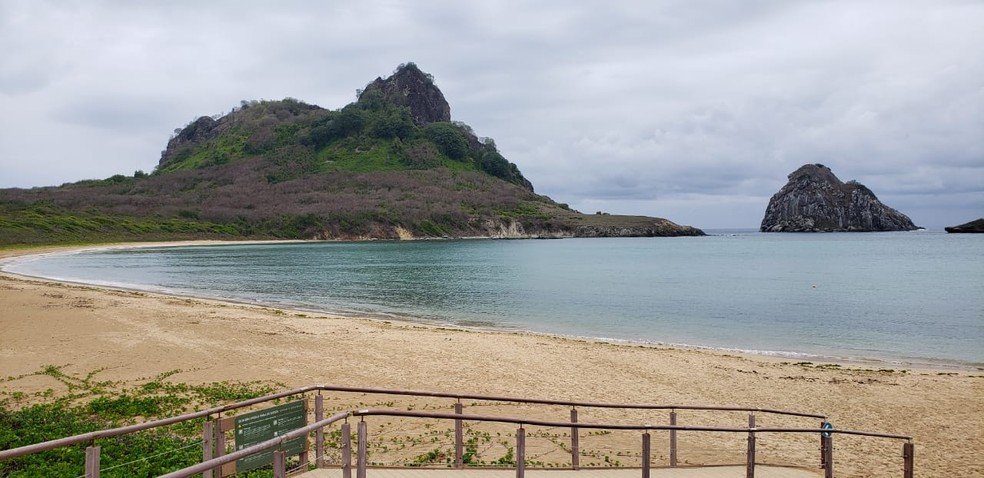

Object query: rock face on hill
[761,164,918,232]
[945,218,984,233]
[159,116,217,168]
[359,63,450,126]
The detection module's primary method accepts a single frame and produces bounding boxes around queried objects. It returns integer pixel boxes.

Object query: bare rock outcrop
[359,63,451,126]
[761,164,918,232]
[158,116,219,168]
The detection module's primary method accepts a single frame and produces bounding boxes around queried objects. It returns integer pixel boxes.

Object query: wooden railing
[0,384,913,477]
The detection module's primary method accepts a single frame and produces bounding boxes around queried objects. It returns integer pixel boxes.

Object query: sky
[1,1,982,229]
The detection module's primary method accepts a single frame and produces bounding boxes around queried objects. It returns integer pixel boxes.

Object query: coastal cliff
[761,164,918,232]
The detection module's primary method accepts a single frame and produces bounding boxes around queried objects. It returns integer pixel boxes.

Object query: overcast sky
[1,1,982,229]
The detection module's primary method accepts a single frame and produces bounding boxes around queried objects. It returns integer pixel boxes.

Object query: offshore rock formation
[761,164,918,232]
[945,218,984,233]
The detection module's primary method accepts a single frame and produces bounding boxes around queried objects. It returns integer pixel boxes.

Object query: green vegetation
[422,122,468,160]
[0,367,280,477]
[497,201,550,220]
[0,64,700,245]
[0,202,243,245]
[156,92,529,189]
[162,127,251,172]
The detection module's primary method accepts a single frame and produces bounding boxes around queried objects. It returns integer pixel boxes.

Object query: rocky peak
[158,116,219,169]
[761,164,918,232]
[359,63,451,126]
[788,163,839,184]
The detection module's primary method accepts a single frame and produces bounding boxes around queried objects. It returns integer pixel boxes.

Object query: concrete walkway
[298,466,821,478]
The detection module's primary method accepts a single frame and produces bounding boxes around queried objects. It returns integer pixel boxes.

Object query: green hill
[0,63,703,245]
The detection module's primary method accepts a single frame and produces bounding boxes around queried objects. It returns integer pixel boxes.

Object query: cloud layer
[2,0,982,228]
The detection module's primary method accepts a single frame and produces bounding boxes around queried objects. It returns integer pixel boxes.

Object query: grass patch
[317,137,474,174]
[0,366,281,477]
[0,202,245,246]
[157,127,250,173]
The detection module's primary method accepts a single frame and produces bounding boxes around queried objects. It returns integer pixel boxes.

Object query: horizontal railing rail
[0,385,320,461]
[0,383,826,462]
[158,412,351,478]
[352,409,912,440]
[314,384,828,419]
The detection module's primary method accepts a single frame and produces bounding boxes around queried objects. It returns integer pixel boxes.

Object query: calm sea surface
[5,231,982,367]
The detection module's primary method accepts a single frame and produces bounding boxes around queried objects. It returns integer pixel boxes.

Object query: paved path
[298,466,821,478]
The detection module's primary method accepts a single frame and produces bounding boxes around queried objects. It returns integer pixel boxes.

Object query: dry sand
[0,242,981,477]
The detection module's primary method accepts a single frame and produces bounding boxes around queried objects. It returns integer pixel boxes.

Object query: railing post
[823,434,833,478]
[341,421,352,478]
[516,426,526,478]
[642,432,651,478]
[903,441,914,478]
[746,413,756,478]
[212,417,225,477]
[669,410,678,467]
[455,399,463,468]
[273,450,286,478]
[298,399,308,468]
[202,420,214,478]
[315,393,325,468]
[820,420,827,469]
[357,420,367,478]
[84,444,100,478]
[570,407,579,470]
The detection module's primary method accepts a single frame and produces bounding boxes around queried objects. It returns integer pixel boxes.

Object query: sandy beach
[0,242,981,477]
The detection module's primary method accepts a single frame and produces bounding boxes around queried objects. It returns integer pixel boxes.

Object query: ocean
[5,231,982,368]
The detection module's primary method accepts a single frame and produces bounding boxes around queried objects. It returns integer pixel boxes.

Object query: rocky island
[761,163,918,232]
[945,218,984,233]
[0,63,702,244]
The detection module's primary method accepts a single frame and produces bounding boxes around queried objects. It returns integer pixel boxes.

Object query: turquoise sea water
[5,231,982,367]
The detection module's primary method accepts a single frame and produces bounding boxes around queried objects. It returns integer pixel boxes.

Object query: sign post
[234,400,308,473]
[821,422,834,478]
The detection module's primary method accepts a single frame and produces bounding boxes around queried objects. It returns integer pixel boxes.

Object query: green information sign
[235,400,307,472]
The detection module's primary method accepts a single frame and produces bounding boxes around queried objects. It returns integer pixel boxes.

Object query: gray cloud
[1,0,981,229]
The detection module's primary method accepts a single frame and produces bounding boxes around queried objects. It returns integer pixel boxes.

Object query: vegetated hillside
[0,63,703,245]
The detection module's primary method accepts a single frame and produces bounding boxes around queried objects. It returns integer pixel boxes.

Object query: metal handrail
[0,385,319,460]
[354,409,912,441]
[314,384,828,419]
[158,412,351,478]
[0,383,825,461]
[165,408,912,478]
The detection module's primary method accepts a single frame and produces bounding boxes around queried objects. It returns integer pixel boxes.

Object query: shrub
[422,122,468,160]
[307,107,367,149]
[370,110,414,140]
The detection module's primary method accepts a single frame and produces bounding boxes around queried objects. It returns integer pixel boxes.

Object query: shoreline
[2,240,978,372]
[0,240,977,372]
[1,240,981,477]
